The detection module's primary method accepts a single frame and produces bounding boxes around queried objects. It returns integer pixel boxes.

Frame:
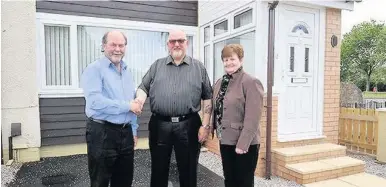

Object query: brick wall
[204,8,342,177]
[323,8,341,144]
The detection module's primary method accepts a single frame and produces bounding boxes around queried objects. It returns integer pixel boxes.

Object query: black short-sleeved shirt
[138,55,213,116]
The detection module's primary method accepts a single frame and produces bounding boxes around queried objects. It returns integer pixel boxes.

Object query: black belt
[152,113,196,123]
[88,118,130,128]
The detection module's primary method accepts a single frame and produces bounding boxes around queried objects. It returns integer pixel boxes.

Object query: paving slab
[338,173,386,187]
[304,179,356,187]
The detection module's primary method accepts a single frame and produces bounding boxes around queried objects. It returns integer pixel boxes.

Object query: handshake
[130,98,144,115]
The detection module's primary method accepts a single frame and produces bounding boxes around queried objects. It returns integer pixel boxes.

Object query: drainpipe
[266,0,279,180]
[1,130,3,165]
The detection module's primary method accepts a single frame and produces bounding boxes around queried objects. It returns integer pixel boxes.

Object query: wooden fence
[339,107,379,155]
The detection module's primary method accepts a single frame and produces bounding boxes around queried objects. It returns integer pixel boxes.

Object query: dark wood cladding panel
[39,97,151,145]
[36,0,198,26]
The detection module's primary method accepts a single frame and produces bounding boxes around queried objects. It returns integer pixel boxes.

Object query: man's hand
[134,136,138,148]
[198,125,210,143]
[235,148,247,154]
[130,100,142,115]
[134,98,144,108]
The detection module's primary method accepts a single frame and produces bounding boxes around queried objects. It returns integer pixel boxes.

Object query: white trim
[38,90,84,98]
[265,0,354,11]
[317,7,326,140]
[302,1,354,11]
[36,13,199,98]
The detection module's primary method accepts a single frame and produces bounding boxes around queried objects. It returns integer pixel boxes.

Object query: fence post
[376,108,386,163]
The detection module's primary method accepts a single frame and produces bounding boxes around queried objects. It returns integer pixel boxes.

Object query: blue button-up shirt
[81,56,138,136]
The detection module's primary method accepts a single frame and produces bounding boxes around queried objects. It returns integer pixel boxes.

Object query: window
[61,26,194,87]
[214,20,228,36]
[204,26,210,43]
[44,25,72,86]
[291,23,309,34]
[77,26,177,87]
[200,3,255,84]
[37,13,197,97]
[234,9,252,29]
[204,45,210,67]
[213,31,255,81]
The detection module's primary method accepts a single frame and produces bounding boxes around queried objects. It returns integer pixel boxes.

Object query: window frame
[199,2,257,84]
[36,13,198,98]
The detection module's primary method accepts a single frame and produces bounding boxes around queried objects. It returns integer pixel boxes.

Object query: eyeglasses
[168,39,186,45]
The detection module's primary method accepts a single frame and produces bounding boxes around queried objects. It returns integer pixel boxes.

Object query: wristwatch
[202,124,211,130]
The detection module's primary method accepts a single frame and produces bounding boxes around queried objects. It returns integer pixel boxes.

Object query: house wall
[36,1,198,147]
[205,7,341,177]
[1,0,41,162]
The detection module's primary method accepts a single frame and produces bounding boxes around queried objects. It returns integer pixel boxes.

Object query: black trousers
[149,113,202,187]
[220,144,260,187]
[86,120,134,187]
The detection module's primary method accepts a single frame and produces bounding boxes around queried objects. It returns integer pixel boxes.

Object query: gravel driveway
[3,150,223,187]
[2,149,385,187]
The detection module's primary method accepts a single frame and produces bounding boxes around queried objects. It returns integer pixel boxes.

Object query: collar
[101,55,127,70]
[225,67,243,80]
[166,55,191,65]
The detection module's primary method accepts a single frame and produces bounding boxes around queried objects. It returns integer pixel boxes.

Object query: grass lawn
[363,91,386,99]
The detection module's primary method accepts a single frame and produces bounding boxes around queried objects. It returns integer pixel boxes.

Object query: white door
[277,4,324,141]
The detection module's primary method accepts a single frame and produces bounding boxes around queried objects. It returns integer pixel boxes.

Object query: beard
[108,53,124,64]
[171,49,184,59]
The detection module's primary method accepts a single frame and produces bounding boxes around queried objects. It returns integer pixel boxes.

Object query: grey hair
[101,31,127,52]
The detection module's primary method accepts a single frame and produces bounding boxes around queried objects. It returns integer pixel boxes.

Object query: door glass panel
[291,24,309,34]
[290,46,295,72]
[305,47,309,72]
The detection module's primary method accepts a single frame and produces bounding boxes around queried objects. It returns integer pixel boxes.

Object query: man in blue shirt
[81,30,142,187]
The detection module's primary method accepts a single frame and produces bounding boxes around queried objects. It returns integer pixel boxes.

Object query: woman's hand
[235,148,247,154]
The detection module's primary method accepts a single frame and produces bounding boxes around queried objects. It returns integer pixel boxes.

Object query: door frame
[276,3,326,142]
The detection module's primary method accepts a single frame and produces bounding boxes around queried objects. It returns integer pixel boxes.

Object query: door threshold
[277,134,326,143]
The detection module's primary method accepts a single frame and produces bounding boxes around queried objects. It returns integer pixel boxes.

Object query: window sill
[39,89,84,98]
